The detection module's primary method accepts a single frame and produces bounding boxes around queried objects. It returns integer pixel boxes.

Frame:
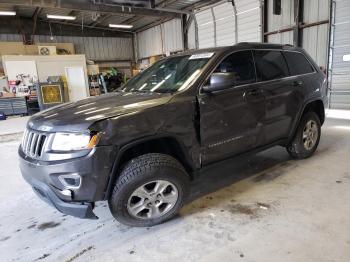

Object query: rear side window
[213,50,256,86]
[254,50,289,81]
[283,51,314,75]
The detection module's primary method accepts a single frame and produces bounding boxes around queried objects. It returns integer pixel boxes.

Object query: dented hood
[28,92,172,132]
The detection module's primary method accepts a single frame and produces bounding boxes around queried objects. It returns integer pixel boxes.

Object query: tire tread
[112,153,186,197]
[287,111,321,159]
[109,153,189,227]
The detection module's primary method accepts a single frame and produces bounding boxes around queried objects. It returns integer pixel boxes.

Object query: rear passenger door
[253,50,303,143]
[283,51,316,96]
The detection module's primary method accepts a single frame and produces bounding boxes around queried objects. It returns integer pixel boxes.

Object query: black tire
[286,111,321,159]
[109,153,190,227]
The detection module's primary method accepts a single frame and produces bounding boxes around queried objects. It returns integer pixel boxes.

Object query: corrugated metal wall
[137,26,163,58]
[187,17,197,50]
[214,3,236,46]
[329,0,350,109]
[236,0,261,42]
[268,31,293,45]
[162,19,184,54]
[302,24,329,66]
[136,18,184,59]
[302,0,329,67]
[266,0,330,67]
[196,8,215,48]
[0,34,22,42]
[189,0,261,49]
[0,34,133,61]
[267,0,294,45]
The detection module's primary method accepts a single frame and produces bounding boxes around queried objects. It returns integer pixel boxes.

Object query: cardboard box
[149,55,162,65]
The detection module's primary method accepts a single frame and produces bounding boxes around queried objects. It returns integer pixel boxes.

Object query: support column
[262,0,268,42]
[293,0,304,47]
[232,0,238,43]
[182,14,188,50]
[210,7,217,47]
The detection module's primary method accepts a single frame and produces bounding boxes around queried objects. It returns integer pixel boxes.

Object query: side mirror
[202,72,236,93]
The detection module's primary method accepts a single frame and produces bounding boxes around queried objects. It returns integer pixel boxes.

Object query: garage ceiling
[0,0,218,35]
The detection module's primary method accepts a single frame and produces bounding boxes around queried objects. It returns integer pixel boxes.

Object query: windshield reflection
[122,54,212,93]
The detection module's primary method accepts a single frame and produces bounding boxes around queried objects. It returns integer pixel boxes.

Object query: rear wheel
[286,111,321,159]
[109,153,190,227]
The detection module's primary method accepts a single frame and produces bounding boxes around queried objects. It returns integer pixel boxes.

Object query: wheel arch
[104,135,195,200]
[303,99,325,125]
[288,99,325,145]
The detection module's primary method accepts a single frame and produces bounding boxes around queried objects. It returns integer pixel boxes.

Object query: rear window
[254,50,289,81]
[283,51,314,75]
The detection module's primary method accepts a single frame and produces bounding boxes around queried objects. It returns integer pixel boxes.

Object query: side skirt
[193,138,288,178]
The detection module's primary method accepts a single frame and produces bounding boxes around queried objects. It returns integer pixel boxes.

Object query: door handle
[247,88,262,96]
[293,80,303,87]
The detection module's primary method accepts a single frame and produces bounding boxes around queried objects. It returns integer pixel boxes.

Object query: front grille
[21,129,47,158]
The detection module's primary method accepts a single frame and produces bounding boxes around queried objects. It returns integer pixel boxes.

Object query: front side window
[283,51,314,76]
[122,55,211,93]
[254,50,289,81]
[211,50,256,87]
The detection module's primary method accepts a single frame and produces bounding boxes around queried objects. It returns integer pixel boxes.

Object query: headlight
[51,132,100,151]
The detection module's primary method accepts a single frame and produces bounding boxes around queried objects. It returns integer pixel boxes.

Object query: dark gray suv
[19,43,327,227]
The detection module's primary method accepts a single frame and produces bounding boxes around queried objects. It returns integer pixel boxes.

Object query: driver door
[198,50,265,165]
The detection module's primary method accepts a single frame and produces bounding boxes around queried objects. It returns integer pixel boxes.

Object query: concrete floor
[0,112,350,262]
[0,116,29,136]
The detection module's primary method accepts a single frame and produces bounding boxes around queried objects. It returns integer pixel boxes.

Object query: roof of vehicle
[175,42,300,57]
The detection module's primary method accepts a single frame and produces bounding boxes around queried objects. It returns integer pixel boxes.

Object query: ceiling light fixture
[0,11,16,16]
[47,14,76,20]
[109,24,133,29]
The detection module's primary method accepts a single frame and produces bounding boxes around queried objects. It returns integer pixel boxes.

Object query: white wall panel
[137,18,184,59]
[0,34,22,42]
[302,0,330,70]
[267,0,294,31]
[162,19,184,53]
[0,34,133,61]
[329,0,350,109]
[268,31,293,45]
[265,0,294,52]
[236,0,261,42]
[213,2,236,46]
[187,19,196,50]
[34,35,133,60]
[137,25,163,58]
[194,0,261,48]
[266,0,329,69]
[302,23,329,67]
[304,0,329,23]
[196,9,215,48]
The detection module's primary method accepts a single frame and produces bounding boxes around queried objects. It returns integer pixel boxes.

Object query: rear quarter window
[283,51,315,76]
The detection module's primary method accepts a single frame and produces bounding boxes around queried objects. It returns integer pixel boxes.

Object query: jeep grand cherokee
[19,43,327,227]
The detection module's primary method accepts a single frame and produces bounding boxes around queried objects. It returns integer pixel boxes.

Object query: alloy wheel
[127,180,179,219]
[302,120,318,150]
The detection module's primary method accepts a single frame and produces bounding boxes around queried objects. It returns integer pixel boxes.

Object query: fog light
[58,174,81,189]
[61,189,72,197]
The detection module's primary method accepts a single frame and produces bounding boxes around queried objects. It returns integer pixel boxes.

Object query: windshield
[122,54,212,93]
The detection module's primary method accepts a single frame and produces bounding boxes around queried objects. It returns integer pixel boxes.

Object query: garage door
[213,3,236,46]
[194,0,261,49]
[329,0,350,109]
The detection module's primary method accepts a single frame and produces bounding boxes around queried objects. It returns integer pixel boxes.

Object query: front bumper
[30,177,97,219]
[19,145,116,219]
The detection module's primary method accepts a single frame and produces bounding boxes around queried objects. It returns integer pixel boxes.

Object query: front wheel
[286,111,321,159]
[109,153,190,227]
